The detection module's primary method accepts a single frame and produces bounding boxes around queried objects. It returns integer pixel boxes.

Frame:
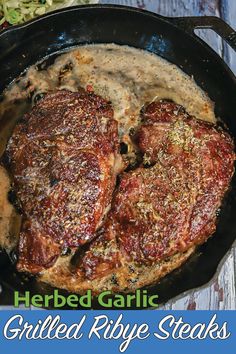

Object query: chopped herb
[0,1,98,26]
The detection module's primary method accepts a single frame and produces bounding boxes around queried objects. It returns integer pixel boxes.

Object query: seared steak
[6,90,122,273]
[78,101,235,280]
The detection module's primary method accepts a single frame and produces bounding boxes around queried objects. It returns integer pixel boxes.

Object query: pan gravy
[0,43,215,253]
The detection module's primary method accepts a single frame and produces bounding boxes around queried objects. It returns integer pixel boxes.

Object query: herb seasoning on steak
[6,89,123,273]
[78,101,235,279]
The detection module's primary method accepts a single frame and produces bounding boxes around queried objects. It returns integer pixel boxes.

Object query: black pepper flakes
[50,178,59,187]
[111,274,119,285]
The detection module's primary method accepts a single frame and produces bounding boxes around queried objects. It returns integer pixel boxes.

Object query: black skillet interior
[0,5,236,309]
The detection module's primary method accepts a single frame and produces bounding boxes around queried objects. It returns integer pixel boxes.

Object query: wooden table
[100,0,236,310]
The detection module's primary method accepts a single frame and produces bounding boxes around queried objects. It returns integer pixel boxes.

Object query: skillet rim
[0,4,236,308]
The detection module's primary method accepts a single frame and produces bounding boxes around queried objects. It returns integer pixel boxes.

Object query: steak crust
[78,101,235,280]
[6,96,235,290]
[6,90,122,273]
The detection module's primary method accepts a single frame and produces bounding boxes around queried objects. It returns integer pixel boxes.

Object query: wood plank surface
[1,0,235,311]
[101,0,236,310]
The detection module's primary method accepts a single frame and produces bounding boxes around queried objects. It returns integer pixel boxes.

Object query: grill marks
[6,90,122,273]
[78,101,235,280]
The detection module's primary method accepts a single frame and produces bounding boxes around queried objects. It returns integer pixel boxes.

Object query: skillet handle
[170,16,236,52]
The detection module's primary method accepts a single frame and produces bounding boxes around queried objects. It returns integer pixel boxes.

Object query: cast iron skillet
[0,5,236,309]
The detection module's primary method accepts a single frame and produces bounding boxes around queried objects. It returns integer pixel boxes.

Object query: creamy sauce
[0,43,216,252]
[0,167,21,250]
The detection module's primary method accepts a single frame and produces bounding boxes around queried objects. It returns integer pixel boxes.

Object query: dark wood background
[100,0,236,310]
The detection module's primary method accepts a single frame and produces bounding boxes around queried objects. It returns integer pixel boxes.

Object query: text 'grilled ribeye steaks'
[78,101,235,281]
[6,90,123,274]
